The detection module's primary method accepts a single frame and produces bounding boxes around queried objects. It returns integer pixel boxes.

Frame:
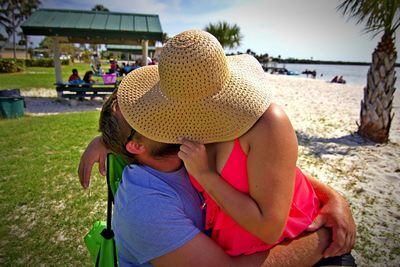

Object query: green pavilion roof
[106,44,156,52]
[21,9,163,45]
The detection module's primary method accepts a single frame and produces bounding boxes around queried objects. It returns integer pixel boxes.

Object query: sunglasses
[127,128,136,143]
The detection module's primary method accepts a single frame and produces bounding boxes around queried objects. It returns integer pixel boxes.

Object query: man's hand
[307,186,356,258]
[78,136,108,189]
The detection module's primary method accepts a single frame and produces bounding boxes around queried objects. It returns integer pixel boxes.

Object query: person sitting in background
[123,63,133,74]
[90,64,102,76]
[68,69,81,82]
[331,75,346,84]
[311,70,317,79]
[83,71,95,86]
[110,59,117,73]
[149,58,157,65]
[337,76,346,84]
[81,70,97,101]
[132,61,141,70]
[119,62,126,76]
[115,63,121,76]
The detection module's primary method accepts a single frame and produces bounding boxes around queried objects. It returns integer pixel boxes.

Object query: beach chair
[84,153,127,267]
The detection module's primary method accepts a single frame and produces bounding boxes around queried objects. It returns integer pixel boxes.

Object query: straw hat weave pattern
[118,30,272,144]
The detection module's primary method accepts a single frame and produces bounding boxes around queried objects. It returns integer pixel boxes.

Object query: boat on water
[264,67,299,75]
[261,64,299,75]
[286,70,300,75]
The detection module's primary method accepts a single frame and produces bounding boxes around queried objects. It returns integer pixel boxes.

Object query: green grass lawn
[0,63,106,90]
[0,111,106,266]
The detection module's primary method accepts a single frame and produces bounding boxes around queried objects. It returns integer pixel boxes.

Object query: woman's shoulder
[240,103,295,148]
[258,103,289,125]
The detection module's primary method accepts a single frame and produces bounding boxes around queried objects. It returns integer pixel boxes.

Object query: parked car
[59,54,71,60]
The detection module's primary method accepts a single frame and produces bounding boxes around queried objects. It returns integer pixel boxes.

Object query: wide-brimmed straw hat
[117,29,272,144]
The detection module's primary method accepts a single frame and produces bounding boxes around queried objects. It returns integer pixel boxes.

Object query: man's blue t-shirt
[112,164,204,266]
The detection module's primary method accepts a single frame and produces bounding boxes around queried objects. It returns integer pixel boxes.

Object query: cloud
[37,0,400,61]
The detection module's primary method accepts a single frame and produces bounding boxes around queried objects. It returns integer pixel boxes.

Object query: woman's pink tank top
[190,139,320,256]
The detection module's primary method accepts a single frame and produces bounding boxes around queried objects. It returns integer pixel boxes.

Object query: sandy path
[21,88,103,115]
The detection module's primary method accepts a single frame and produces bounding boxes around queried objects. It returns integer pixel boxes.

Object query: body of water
[273,63,400,89]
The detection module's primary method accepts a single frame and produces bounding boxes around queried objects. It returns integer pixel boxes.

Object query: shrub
[0,58,25,73]
[24,58,70,67]
[0,58,69,73]
[25,58,53,67]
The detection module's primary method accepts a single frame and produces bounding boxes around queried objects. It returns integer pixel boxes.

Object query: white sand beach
[21,75,400,266]
[267,74,400,266]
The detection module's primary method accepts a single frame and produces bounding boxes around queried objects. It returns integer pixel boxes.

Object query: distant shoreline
[262,59,400,67]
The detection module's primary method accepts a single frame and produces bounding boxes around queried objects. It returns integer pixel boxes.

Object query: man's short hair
[99,90,141,164]
[99,90,180,163]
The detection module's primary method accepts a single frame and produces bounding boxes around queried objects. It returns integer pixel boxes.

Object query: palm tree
[0,0,41,59]
[90,5,109,54]
[204,21,242,50]
[17,31,28,59]
[337,0,400,143]
[91,4,109,12]
[162,32,169,44]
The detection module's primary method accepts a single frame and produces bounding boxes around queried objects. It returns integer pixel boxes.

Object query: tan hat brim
[118,54,272,144]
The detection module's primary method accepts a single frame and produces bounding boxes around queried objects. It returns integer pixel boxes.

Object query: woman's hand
[177,139,212,180]
[78,136,109,189]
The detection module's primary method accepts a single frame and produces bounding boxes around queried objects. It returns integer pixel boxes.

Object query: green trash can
[0,89,25,119]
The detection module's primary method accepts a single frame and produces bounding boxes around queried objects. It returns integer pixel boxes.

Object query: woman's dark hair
[83,71,94,83]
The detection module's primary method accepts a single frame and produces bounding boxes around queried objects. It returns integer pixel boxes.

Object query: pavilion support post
[142,40,148,66]
[52,37,63,84]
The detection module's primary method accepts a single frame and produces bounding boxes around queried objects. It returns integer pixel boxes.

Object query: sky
[26,0,400,62]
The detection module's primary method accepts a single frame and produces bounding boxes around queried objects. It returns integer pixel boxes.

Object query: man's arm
[78,136,108,189]
[151,228,330,267]
[305,174,356,257]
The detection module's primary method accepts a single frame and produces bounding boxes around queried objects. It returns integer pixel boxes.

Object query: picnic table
[55,82,118,100]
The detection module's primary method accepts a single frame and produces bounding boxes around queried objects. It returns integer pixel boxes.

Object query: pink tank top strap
[220,138,249,193]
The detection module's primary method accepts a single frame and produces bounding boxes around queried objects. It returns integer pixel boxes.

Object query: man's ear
[126,140,146,155]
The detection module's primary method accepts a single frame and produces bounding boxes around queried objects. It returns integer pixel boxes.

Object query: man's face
[148,141,180,159]
[115,105,180,160]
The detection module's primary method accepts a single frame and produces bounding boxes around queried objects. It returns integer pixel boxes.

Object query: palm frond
[337,0,400,36]
[204,21,242,49]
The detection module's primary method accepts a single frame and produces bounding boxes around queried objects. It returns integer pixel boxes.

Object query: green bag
[84,154,128,267]
[84,221,107,264]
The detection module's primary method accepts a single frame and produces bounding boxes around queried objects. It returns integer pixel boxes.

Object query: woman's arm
[179,104,297,244]
[180,141,278,244]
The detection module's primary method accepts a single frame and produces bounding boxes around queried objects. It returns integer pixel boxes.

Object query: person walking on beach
[79,30,356,266]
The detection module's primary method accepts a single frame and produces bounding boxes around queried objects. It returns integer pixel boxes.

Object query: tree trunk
[358,30,397,143]
[25,35,28,59]
[12,8,16,59]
